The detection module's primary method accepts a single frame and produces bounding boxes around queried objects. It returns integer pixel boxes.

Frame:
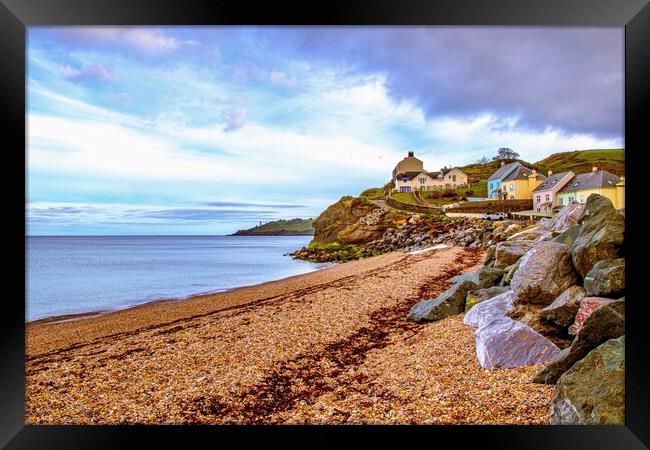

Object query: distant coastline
[230,218,314,236]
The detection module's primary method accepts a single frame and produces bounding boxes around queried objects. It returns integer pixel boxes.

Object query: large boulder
[464,290,516,328]
[569,297,618,335]
[483,245,497,267]
[494,240,535,269]
[477,266,504,288]
[465,286,510,312]
[542,201,586,233]
[501,258,522,286]
[507,225,545,242]
[407,280,478,322]
[506,303,571,348]
[510,242,579,305]
[533,300,624,384]
[550,336,624,425]
[551,224,580,247]
[540,286,587,327]
[583,258,625,298]
[449,270,479,285]
[571,194,625,278]
[475,317,561,369]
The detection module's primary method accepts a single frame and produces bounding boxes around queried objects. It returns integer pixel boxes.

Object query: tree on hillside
[492,147,520,161]
[477,156,490,165]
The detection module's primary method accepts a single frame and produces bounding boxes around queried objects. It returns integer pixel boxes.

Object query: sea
[25,235,328,323]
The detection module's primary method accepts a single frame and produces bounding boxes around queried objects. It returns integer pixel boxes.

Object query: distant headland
[230,218,314,236]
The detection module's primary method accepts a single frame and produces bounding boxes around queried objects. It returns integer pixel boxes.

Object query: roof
[533,171,573,192]
[488,162,520,181]
[502,165,546,181]
[558,170,622,194]
[395,171,429,181]
[427,171,442,178]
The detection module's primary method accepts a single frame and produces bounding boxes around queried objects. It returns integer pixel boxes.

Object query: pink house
[532,171,575,212]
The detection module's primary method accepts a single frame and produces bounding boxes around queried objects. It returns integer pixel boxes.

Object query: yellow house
[499,165,546,200]
[556,167,625,209]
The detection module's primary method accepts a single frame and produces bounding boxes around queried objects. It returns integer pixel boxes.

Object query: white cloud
[56,27,189,55]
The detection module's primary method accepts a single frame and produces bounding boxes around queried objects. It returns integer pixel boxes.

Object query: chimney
[592,166,598,172]
[548,170,553,177]
[408,151,414,157]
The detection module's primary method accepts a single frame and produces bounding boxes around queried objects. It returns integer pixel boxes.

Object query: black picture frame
[2,0,649,447]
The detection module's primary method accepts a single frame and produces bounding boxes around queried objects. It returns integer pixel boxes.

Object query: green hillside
[460,149,624,181]
[231,218,314,236]
[532,149,624,176]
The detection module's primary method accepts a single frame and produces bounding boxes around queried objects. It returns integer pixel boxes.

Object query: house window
[419,177,426,184]
[536,195,541,203]
[559,197,564,205]
[545,194,550,202]
[569,196,574,202]
[509,183,514,191]
[445,184,451,189]
[579,194,585,203]
[452,175,456,182]
[400,186,411,193]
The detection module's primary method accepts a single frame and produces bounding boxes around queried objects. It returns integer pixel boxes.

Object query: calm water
[26,236,327,322]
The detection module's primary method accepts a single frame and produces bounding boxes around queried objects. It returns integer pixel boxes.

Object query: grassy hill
[532,149,624,177]
[231,218,314,236]
[460,149,624,182]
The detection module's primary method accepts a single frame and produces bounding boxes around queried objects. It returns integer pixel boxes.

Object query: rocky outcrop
[464,290,516,329]
[338,208,408,244]
[568,297,618,335]
[540,286,587,327]
[533,300,624,384]
[550,336,624,424]
[583,258,625,298]
[464,286,510,312]
[571,194,625,278]
[510,242,579,305]
[407,280,479,322]
[474,317,561,369]
[494,240,535,269]
[309,196,379,245]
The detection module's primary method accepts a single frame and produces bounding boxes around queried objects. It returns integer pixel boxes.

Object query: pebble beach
[26,246,553,424]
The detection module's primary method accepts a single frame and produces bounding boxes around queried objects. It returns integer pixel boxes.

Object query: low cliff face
[311,196,373,244]
[310,196,409,246]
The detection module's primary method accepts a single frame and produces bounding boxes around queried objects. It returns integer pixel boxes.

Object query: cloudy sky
[27,26,624,235]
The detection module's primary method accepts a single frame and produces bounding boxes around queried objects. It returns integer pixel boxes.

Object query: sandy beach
[26,246,553,424]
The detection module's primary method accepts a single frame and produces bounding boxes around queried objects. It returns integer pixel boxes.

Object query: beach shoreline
[26,246,554,425]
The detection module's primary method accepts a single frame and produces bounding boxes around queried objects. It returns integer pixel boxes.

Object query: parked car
[482,213,505,220]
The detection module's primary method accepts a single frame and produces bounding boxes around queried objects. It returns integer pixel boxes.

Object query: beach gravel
[26,247,553,424]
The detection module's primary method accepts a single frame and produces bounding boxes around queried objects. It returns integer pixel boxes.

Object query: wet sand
[26,247,553,424]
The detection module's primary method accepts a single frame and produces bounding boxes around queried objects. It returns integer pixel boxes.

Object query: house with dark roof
[487,161,546,200]
[392,151,468,192]
[557,167,625,209]
[532,171,575,212]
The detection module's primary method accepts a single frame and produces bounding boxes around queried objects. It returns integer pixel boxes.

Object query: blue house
[487,161,521,199]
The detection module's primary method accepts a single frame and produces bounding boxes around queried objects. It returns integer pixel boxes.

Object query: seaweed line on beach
[27,253,420,365]
[175,249,484,424]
